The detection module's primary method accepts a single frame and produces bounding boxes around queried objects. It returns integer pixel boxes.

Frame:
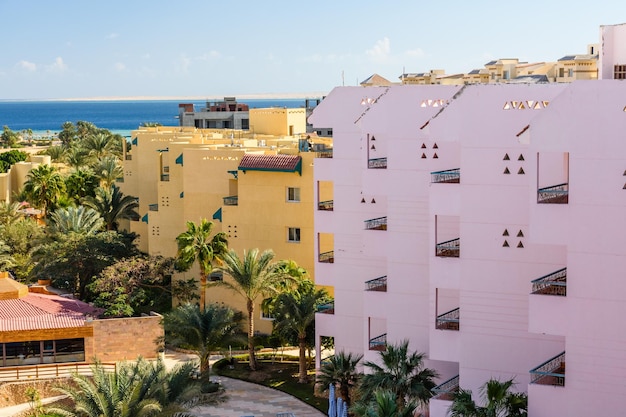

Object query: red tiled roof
[239,154,301,172]
[0,293,99,332]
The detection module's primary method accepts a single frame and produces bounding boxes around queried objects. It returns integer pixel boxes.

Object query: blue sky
[1,0,625,100]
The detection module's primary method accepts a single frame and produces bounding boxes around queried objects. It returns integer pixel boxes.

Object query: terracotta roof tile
[239,154,301,171]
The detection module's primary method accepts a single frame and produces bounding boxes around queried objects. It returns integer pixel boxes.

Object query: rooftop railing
[0,362,117,383]
[223,196,238,206]
[537,183,568,204]
[369,333,387,351]
[317,301,335,314]
[365,276,387,292]
[432,374,460,401]
[319,250,334,263]
[365,216,387,230]
[436,238,460,257]
[431,168,460,184]
[530,351,565,386]
[531,268,567,296]
[368,157,388,169]
[148,204,158,212]
[436,307,460,331]
[318,200,334,211]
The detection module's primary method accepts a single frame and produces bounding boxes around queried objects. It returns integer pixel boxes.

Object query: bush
[200,381,220,394]
[212,357,235,372]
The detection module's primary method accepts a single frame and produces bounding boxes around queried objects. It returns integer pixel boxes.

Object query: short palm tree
[352,389,418,417]
[84,184,139,231]
[360,340,438,411]
[214,248,293,370]
[448,378,528,417]
[317,351,363,408]
[175,219,228,311]
[23,164,66,216]
[47,205,104,235]
[91,155,123,188]
[65,147,91,169]
[0,201,24,226]
[163,303,243,378]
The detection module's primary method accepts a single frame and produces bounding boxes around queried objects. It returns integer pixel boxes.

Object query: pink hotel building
[310,23,626,417]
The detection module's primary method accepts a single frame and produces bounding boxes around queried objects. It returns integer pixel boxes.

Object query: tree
[1,125,20,147]
[317,351,363,408]
[48,357,200,417]
[448,378,528,417]
[64,147,91,169]
[359,340,438,411]
[65,168,99,204]
[163,303,243,378]
[90,155,123,188]
[352,389,419,417]
[23,164,66,215]
[48,205,104,235]
[58,121,77,147]
[84,184,139,231]
[175,219,228,311]
[214,248,294,371]
[0,217,44,280]
[44,145,67,162]
[0,201,24,226]
[267,278,330,383]
[83,132,113,160]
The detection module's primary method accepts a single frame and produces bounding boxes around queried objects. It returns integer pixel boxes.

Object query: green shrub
[200,381,220,394]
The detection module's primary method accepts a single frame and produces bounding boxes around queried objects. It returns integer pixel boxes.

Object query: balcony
[537,183,568,204]
[368,157,387,169]
[223,196,238,206]
[148,204,158,212]
[431,168,460,184]
[365,216,387,230]
[317,302,335,314]
[369,333,387,351]
[530,351,565,386]
[318,200,334,211]
[436,238,460,258]
[531,268,566,296]
[432,375,459,401]
[319,251,334,263]
[436,308,460,331]
[365,276,387,292]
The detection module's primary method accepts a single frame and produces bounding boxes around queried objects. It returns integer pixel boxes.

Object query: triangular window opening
[517,241,524,248]
[503,153,510,161]
[421,143,427,149]
[623,183,626,189]
[371,198,376,204]
[518,154,525,161]
[421,153,427,159]
[361,198,366,203]
[533,101,542,110]
[517,230,524,237]
[433,153,438,159]
[503,240,510,247]
[503,102,511,110]
[433,143,439,149]
[518,167,525,175]
[371,144,376,150]
[504,167,510,174]
[371,136,376,141]
[518,102,526,110]
[503,229,509,236]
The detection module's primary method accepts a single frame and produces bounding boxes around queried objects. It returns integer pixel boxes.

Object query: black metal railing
[223,196,238,206]
[365,276,387,292]
[148,204,158,212]
[319,251,334,263]
[432,374,460,401]
[365,216,387,230]
[431,168,460,184]
[317,302,335,314]
[537,183,568,204]
[530,351,565,386]
[369,333,387,351]
[368,157,387,169]
[318,200,334,211]
[436,238,460,257]
[436,307,460,331]
[531,268,567,296]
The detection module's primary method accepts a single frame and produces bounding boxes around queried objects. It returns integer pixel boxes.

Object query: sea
[0,98,312,138]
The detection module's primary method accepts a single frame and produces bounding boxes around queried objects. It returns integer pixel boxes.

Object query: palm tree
[48,357,199,417]
[448,378,528,417]
[90,155,123,188]
[65,147,91,169]
[360,340,438,411]
[83,132,113,160]
[317,351,363,408]
[268,278,329,383]
[44,145,67,162]
[23,164,66,216]
[214,248,293,370]
[0,201,24,226]
[84,185,139,231]
[65,168,99,204]
[0,241,15,271]
[175,219,228,311]
[352,389,419,417]
[48,205,104,235]
[163,303,243,378]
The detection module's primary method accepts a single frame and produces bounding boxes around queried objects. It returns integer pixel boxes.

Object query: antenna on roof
[342,70,345,86]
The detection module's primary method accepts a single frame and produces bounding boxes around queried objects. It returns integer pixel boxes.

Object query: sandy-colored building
[0,154,51,203]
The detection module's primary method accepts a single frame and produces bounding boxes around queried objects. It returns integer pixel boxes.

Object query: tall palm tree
[448,378,528,417]
[360,340,438,411]
[175,219,228,311]
[83,132,113,160]
[268,278,329,383]
[90,155,123,188]
[23,164,66,216]
[84,184,139,231]
[317,351,363,408]
[64,147,91,169]
[48,205,104,235]
[163,303,243,378]
[214,248,293,370]
[352,389,419,417]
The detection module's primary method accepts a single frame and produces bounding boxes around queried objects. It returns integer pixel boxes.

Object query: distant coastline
[0,92,329,102]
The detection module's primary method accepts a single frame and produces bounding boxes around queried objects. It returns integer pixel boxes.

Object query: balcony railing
[148,204,158,212]
[317,302,335,314]
[317,150,333,159]
[537,183,568,204]
[369,333,387,351]
[368,157,388,169]
[531,268,567,296]
[530,351,565,386]
[431,168,460,184]
[0,362,117,383]
[223,196,238,206]
[436,238,460,257]
[318,200,334,211]
[365,216,387,230]
[436,307,460,331]
[319,250,334,263]
[125,154,132,161]
[432,374,460,401]
[365,276,387,292]
[160,174,170,182]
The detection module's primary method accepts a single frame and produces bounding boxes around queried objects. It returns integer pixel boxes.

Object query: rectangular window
[288,227,301,243]
[559,68,565,78]
[287,187,301,202]
[241,119,250,130]
[567,68,574,78]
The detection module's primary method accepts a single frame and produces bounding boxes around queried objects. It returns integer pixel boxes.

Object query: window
[503,70,510,80]
[567,68,574,78]
[559,68,565,78]
[241,118,250,129]
[287,187,301,202]
[288,227,301,243]
[615,65,626,79]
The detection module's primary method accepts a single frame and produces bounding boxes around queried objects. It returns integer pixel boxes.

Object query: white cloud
[46,57,68,72]
[106,33,119,40]
[366,37,391,63]
[114,62,126,72]
[17,60,37,72]
[405,48,425,58]
[197,50,221,60]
